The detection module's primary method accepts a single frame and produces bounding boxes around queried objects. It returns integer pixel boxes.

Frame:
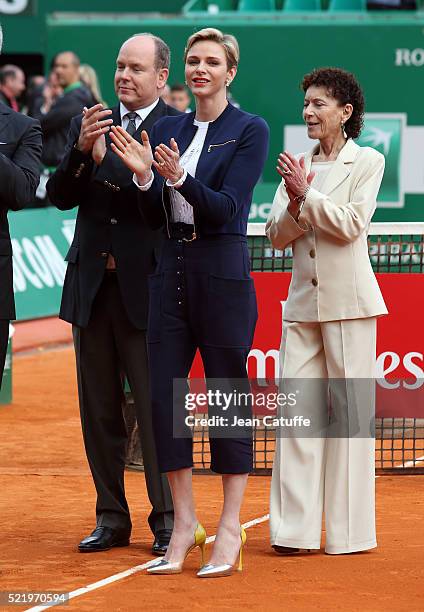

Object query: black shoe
[78,526,130,553]
[272,545,301,554]
[152,529,172,556]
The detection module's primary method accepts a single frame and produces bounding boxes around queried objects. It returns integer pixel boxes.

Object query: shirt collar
[63,81,82,94]
[120,98,160,123]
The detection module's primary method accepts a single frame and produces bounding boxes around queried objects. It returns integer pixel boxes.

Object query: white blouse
[168,119,210,224]
[133,119,210,225]
[310,160,334,191]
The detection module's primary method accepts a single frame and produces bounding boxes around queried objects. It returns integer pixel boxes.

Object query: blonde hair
[184,28,239,70]
[79,64,105,105]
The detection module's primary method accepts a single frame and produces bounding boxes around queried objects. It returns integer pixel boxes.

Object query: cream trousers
[270,317,377,554]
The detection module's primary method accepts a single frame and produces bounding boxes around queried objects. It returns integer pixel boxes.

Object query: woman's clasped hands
[276,151,315,218]
[110,125,184,185]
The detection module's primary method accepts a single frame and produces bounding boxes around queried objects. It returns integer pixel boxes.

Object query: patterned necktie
[125,112,138,136]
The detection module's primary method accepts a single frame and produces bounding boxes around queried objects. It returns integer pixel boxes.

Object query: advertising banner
[9,207,76,321]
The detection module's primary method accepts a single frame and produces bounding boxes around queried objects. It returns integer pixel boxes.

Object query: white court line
[25,515,270,612]
[24,458,423,611]
[24,557,162,612]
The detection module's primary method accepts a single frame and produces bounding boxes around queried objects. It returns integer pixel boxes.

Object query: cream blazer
[266,139,388,322]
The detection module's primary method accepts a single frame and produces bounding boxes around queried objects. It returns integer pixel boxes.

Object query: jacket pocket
[64,245,79,263]
[147,272,163,343]
[205,275,257,348]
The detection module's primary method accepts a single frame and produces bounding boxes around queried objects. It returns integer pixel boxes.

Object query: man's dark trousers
[73,271,172,533]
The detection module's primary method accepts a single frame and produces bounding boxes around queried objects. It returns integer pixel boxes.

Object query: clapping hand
[276,151,315,218]
[77,104,113,156]
[110,126,154,185]
[153,139,184,184]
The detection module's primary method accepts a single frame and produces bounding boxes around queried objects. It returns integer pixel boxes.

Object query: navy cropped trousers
[148,233,257,474]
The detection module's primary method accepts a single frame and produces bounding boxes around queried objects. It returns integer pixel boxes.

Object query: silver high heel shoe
[197,526,247,578]
[147,523,206,575]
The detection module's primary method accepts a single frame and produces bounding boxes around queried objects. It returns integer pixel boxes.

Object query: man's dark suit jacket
[0,103,42,320]
[47,98,180,330]
[0,91,13,109]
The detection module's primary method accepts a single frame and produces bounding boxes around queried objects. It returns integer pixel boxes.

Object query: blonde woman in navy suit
[111,28,269,576]
[266,68,387,556]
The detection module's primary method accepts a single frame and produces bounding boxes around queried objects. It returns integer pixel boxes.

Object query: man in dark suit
[0,93,42,387]
[32,52,96,168]
[0,64,26,112]
[47,34,179,555]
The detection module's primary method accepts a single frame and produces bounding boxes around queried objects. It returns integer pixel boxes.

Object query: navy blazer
[140,102,269,236]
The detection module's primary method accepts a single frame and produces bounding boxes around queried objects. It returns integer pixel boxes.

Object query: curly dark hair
[301,67,365,139]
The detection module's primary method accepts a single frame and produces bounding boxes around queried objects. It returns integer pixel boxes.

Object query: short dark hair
[55,51,81,67]
[0,68,16,85]
[170,82,188,93]
[0,65,21,85]
[128,33,170,71]
[301,67,365,140]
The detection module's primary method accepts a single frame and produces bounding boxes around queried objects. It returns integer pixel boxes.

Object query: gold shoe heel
[199,539,206,567]
[147,522,207,575]
[238,526,247,571]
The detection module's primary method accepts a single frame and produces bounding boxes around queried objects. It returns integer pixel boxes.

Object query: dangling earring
[341,120,347,139]
[226,80,230,87]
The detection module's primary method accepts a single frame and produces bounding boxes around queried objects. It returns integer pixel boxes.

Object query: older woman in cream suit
[266,68,387,555]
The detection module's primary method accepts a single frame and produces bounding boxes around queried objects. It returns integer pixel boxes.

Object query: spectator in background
[25,75,46,116]
[160,82,171,105]
[170,82,191,113]
[80,63,106,106]
[26,75,45,104]
[0,64,25,111]
[28,75,45,89]
[32,51,96,169]
[28,72,63,118]
[41,71,63,112]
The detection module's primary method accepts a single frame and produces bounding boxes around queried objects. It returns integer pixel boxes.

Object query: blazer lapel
[102,105,122,164]
[105,105,121,149]
[136,98,167,137]
[111,105,121,127]
[302,145,315,176]
[172,111,197,157]
[318,139,360,195]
